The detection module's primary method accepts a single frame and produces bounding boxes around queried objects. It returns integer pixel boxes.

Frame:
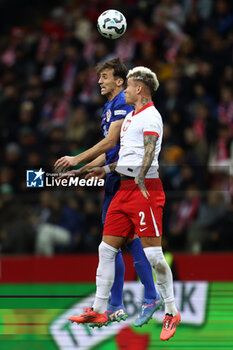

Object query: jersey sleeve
[143,113,162,139]
[111,104,133,122]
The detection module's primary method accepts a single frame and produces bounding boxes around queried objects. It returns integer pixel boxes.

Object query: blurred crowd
[0,0,232,255]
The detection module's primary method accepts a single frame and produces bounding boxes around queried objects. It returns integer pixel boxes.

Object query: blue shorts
[102,173,120,224]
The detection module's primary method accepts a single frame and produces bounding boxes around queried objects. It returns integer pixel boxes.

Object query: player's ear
[137,84,142,94]
[116,78,124,87]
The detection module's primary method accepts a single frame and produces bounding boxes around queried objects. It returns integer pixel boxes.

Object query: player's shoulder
[148,104,162,120]
[140,103,163,127]
[112,90,133,116]
[114,90,126,103]
[112,90,128,107]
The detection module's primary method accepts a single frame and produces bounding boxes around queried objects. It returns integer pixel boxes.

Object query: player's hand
[85,167,106,180]
[54,156,77,172]
[135,176,150,200]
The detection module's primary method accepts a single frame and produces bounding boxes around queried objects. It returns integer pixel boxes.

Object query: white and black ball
[97,9,127,40]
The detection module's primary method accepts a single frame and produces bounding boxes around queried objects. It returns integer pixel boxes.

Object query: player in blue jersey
[55,58,132,223]
[55,58,162,326]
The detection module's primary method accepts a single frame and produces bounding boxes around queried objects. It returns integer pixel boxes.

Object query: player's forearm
[81,154,106,173]
[74,137,116,164]
[87,153,106,167]
[138,146,155,179]
[138,135,157,179]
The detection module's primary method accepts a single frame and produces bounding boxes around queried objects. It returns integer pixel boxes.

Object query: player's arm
[57,154,106,180]
[135,134,158,199]
[54,119,124,171]
[85,161,117,180]
[76,153,106,174]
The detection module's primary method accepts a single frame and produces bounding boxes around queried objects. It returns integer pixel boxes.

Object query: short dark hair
[96,58,128,85]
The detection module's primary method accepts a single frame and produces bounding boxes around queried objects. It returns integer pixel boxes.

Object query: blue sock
[109,250,125,307]
[127,238,159,301]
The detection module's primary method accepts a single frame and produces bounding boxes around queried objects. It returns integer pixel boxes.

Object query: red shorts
[103,178,166,238]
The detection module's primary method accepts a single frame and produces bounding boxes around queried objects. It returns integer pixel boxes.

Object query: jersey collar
[132,101,154,116]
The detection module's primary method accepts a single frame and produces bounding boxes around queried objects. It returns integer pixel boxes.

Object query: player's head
[125,66,159,105]
[96,58,128,100]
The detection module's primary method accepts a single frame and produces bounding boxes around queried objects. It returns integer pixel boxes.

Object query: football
[97,9,127,40]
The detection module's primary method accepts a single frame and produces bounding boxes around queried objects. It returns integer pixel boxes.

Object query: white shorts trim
[149,207,160,237]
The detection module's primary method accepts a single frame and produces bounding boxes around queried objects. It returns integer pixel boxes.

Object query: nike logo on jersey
[139,227,148,232]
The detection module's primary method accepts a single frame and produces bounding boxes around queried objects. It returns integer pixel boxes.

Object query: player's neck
[107,87,123,101]
[134,96,152,113]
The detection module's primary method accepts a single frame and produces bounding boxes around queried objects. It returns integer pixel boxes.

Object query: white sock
[92,241,118,313]
[144,246,178,316]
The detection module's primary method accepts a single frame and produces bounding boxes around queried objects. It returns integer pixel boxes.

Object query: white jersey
[116,102,163,178]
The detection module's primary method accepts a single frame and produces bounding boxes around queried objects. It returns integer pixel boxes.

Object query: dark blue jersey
[101,90,133,223]
[101,90,133,164]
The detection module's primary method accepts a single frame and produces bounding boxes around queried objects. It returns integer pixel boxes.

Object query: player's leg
[102,193,126,315]
[127,236,163,327]
[69,190,134,326]
[109,250,125,307]
[93,235,126,313]
[136,178,180,337]
[88,192,127,328]
[69,235,126,325]
[142,237,180,340]
[127,236,158,300]
[141,237,177,312]
[89,248,127,328]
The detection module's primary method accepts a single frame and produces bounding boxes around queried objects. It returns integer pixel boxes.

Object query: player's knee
[156,259,167,274]
[144,248,156,268]
[98,241,118,261]
[144,247,167,272]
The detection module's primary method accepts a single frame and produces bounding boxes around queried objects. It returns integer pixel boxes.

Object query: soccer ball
[97,9,127,40]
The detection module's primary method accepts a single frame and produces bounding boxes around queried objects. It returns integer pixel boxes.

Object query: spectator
[32,191,81,256]
[218,86,233,132]
[186,191,228,253]
[167,184,201,251]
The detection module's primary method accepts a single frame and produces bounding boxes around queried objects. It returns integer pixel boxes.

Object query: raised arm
[135,134,158,199]
[54,119,124,171]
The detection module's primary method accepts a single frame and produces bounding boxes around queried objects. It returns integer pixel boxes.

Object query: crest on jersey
[123,119,131,132]
[106,109,111,122]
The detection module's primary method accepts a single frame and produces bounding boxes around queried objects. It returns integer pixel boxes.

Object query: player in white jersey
[70,66,180,341]
[116,100,163,179]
